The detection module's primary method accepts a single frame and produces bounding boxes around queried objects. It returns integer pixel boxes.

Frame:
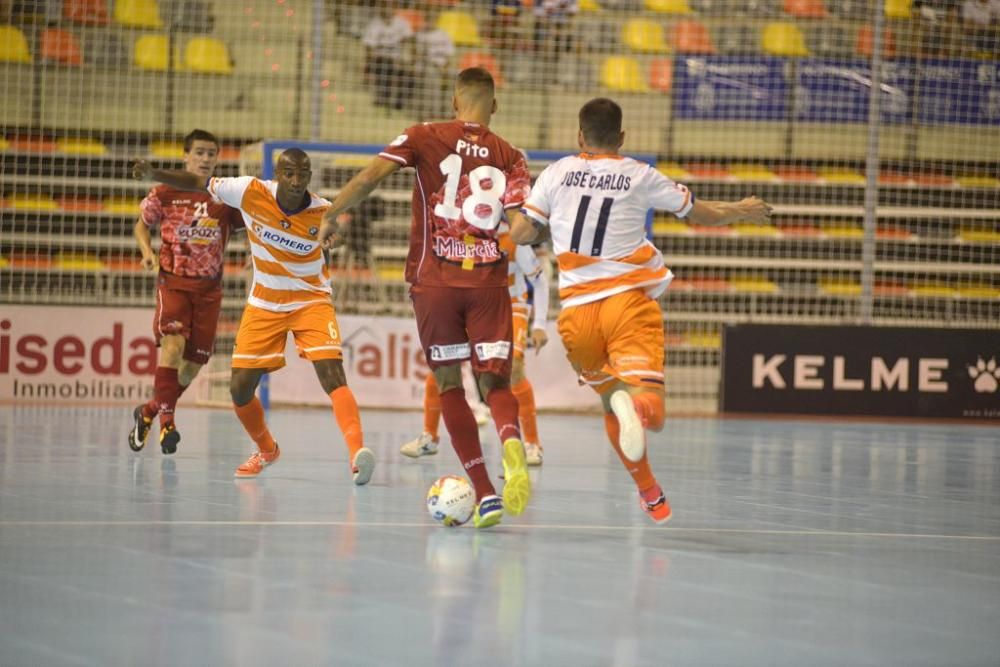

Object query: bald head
[454,67,496,119]
[277,147,310,169]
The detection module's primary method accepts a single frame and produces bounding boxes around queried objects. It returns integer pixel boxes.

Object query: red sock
[511,379,539,445]
[632,392,665,431]
[330,386,364,459]
[439,388,495,501]
[152,366,182,428]
[604,413,656,491]
[233,397,277,453]
[423,374,441,440]
[485,387,521,443]
[145,376,189,420]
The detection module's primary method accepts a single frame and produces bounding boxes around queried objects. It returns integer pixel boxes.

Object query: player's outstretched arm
[319,157,400,248]
[131,159,207,192]
[133,218,156,271]
[509,209,549,245]
[685,196,772,227]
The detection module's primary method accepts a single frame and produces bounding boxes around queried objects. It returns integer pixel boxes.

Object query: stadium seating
[458,53,504,87]
[856,25,897,58]
[396,9,426,32]
[150,142,185,158]
[648,58,674,92]
[670,19,715,54]
[64,0,110,25]
[600,56,649,92]
[133,35,178,71]
[41,29,84,67]
[884,0,912,19]
[783,0,827,18]
[115,0,164,28]
[645,0,693,13]
[436,11,482,47]
[9,194,58,211]
[578,0,603,11]
[184,37,233,74]
[761,22,810,56]
[622,19,671,53]
[56,138,106,155]
[0,26,32,64]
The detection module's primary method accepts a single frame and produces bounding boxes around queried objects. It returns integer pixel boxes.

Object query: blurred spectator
[486,0,523,51]
[533,0,578,56]
[412,12,455,121]
[960,0,1000,55]
[913,0,959,56]
[362,0,414,111]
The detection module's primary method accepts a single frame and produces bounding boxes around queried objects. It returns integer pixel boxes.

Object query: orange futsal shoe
[639,484,672,524]
[234,444,281,479]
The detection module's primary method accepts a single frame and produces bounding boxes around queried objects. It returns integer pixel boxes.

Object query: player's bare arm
[131,159,208,192]
[132,217,156,271]
[686,196,772,227]
[319,157,400,248]
[508,209,548,245]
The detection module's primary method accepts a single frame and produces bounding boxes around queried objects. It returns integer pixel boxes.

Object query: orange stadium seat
[685,162,731,179]
[671,20,715,54]
[884,0,912,19]
[41,28,83,66]
[645,0,693,13]
[762,22,810,57]
[773,166,819,182]
[856,25,897,58]
[115,0,163,28]
[622,19,671,54]
[11,253,53,269]
[0,26,32,64]
[436,11,482,47]
[184,37,233,74]
[58,196,103,212]
[783,0,828,18]
[599,56,649,92]
[396,9,425,32]
[648,58,673,92]
[9,136,57,152]
[64,0,109,25]
[459,52,504,86]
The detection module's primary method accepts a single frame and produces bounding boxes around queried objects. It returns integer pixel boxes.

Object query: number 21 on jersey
[433,154,507,231]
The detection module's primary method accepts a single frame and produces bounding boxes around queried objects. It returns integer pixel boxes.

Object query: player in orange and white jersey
[400,227,550,465]
[132,149,375,485]
[510,98,771,523]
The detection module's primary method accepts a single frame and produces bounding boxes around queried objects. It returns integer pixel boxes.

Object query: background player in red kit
[320,67,532,528]
[128,129,242,454]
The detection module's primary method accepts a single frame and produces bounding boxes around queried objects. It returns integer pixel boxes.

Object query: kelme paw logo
[968,357,1000,394]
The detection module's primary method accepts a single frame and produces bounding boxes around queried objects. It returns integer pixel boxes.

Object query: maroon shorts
[410,284,513,377]
[154,272,223,365]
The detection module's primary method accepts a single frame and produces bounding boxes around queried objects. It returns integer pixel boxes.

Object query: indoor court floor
[0,404,997,667]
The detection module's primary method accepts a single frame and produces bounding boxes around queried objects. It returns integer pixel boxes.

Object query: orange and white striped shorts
[556,289,665,395]
[231,301,343,370]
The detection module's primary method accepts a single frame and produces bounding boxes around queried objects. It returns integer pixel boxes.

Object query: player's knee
[314,359,347,394]
[178,362,202,387]
[229,372,257,406]
[433,365,463,394]
[477,372,509,398]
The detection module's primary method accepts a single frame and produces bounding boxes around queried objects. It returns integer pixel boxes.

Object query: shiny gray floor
[0,405,998,667]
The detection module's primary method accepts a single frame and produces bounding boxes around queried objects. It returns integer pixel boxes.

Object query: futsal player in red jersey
[319,67,533,528]
[128,129,243,454]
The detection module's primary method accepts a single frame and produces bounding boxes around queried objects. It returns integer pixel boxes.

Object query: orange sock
[511,379,539,445]
[632,392,665,431]
[330,386,364,458]
[423,374,441,440]
[233,397,277,454]
[604,413,656,491]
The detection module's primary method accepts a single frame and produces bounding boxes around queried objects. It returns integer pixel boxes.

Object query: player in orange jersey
[131,149,375,484]
[319,68,533,529]
[509,98,771,523]
[128,129,243,455]
[401,228,550,465]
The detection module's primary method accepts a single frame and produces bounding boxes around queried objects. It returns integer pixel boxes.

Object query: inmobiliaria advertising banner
[2,306,595,411]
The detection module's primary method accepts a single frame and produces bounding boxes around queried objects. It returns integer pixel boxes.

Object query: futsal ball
[426,475,475,527]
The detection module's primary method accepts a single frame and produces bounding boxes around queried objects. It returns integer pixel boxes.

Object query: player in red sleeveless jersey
[319,68,532,528]
[128,129,243,455]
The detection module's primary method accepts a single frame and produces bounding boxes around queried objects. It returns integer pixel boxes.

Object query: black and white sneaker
[128,405,153,452]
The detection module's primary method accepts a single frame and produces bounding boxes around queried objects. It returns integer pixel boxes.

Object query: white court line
[1,521,998,540]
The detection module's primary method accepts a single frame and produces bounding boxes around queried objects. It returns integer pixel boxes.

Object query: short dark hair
[579,98,622,149]
[183,129,219,153]
[456,67,495,96]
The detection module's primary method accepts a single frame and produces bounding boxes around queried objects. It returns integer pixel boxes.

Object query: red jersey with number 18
[378,120,531,288]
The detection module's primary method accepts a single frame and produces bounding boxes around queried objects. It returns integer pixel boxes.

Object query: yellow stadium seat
[9,194,58,211]
[57,138,107,155]
[652,220,692,235]
[731,277,780,293]
[0,256,9,269]
[622,19,671,54]
[579,0,603,11]
[600,56,649,92]
[818,279,861,296]
[956,175,1000,188]
[761,22,810,57]
[645,0,692,13]
[184,37,233,75]
[334,155,375,169]
[377,266,406,281]
[912,283,956,298]
[150,141,184,159]
[657,162,691,180]
[103,198,141,215]
[115,0,163,28]
[823,224,863,239]
[884,0,912,18]
[56,253,105,271]
[731,224,780,237]
[436,11,482,47]
[957,228,1000,243]
[958,285,1000,299]
[0,26,33,63]
[133,35,180,71]
[685,332,721,349]
[730,164,778,181]
[0,138,9,152]
[819,167,865,184]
